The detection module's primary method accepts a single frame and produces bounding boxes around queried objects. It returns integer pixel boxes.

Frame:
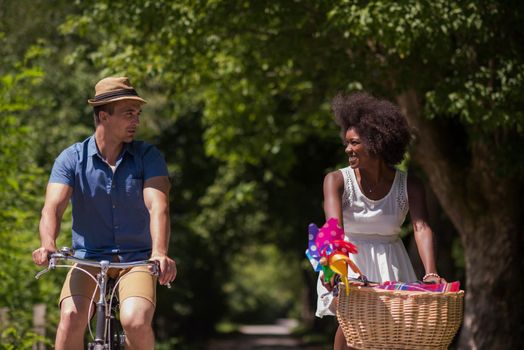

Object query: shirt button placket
[110,178,119,234]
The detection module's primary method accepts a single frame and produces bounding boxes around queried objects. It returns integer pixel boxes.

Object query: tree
[0,42,56,350]
[330,2,524,348]
[26,0,524,348]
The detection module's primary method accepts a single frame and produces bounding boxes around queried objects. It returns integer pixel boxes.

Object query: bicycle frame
[35,248,161,350]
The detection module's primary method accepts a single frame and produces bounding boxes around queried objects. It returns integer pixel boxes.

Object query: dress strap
[396,170,409,215]
[340,167,354,208]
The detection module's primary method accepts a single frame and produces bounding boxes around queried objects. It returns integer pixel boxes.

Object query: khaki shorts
[59,264,157,307]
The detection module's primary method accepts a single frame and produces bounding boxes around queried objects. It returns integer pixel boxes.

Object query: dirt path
[206,319,323,350]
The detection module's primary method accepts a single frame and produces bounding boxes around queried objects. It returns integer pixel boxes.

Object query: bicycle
[35,247,168,350]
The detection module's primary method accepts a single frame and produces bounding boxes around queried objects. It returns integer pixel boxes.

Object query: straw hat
[88,77,147,106]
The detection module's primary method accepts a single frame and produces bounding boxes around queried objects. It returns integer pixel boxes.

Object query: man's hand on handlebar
[32,246,56,266]
[149,254,177,286]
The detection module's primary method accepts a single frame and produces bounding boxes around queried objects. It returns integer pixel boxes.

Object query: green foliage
[57,0,524,181]
[224,245,302,323]
[0,49,45,306]
[0,4,77,343]
[0,50,58,348]
[0,327,49,350]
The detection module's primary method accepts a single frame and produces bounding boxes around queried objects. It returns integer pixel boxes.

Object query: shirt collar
[87,135,99,157]
[87,135,135,158]
[123,142,136,156]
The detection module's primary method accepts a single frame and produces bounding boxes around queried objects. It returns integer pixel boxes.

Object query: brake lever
[149,261,172,289]
[35,268,50,280]
[35,256,59,280]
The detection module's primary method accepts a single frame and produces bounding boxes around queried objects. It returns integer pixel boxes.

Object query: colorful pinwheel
[305,218,362,295]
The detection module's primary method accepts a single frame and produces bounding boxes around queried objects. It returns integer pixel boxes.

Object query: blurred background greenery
[1,1,523,349]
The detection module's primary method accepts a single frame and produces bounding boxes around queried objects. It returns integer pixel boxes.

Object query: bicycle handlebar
[47,252,158,270]
[35,248,167,287]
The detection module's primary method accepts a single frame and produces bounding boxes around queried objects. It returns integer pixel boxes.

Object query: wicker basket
[337,283,464,350]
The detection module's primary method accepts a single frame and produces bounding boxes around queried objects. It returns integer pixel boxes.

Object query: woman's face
[344,128,372,169]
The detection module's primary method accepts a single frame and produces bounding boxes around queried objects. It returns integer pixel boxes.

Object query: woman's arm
[321,171,345,289]
[323,170,345,223]
[407,174,444,283]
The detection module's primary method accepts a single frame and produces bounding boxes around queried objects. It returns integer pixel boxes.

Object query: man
[32,76,177,350]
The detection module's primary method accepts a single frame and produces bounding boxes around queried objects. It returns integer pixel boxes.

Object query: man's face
[103,100,143,143]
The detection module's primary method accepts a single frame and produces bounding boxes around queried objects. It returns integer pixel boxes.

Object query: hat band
[92,89,139,102]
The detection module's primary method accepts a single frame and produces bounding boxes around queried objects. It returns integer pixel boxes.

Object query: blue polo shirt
[49,135,169,262]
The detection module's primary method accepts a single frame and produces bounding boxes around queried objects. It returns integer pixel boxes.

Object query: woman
[317,92,444,350]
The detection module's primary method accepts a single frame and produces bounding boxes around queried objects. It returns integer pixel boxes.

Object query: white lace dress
[316,167,417,317]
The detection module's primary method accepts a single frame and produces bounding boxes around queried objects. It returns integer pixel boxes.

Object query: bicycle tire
[110,317,125,349]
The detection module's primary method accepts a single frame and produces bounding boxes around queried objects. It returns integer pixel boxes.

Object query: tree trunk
[396,89,524,349]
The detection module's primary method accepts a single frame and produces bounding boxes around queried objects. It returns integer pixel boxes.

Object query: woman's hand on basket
[422,272,446,284]
[320,272,336,291]
[150,254,177,286]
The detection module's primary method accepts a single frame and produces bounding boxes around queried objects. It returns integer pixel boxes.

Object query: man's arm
[143,176,177,285]
[32,183,72,266]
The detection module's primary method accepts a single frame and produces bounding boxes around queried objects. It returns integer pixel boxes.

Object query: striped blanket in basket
[375,281,461,292]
